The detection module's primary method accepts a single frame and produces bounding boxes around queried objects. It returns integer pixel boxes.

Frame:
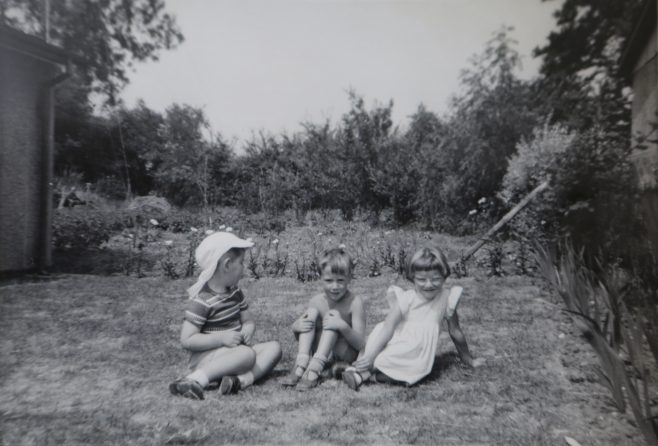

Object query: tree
[444,27,540,221]
[339,91,396,219]
[0,0,184,105]
[110,101,167,197]
[533,0,644,133]
[151,104,232,209]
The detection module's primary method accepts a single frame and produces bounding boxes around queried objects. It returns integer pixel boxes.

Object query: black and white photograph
[0,0,656,444]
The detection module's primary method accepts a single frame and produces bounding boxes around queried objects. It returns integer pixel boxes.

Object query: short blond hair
[318,247,354,278]
[405,246,450,281]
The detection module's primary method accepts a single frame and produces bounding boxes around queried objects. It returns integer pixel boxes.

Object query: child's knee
[304,307,320,320]
[236,345,257,368]
[266,340,282,361]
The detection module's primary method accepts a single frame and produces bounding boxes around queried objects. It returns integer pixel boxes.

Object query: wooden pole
[460,180,549,261]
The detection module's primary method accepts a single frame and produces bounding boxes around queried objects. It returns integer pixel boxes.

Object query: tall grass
[535,242,658,445]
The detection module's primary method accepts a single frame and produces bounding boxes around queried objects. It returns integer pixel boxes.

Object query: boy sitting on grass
[281,247,366,390]
[169,231,281,400]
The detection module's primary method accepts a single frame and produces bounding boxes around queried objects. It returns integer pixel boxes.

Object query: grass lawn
[0,268,644,445]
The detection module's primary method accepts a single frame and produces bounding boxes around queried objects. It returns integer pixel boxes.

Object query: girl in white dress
[342,246,473,390]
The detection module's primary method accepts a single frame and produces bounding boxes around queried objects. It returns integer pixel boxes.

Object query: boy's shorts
[332,337,358,364]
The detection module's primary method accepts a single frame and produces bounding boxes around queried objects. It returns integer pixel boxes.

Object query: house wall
[629,25,658,190]
[628,22,658,262]
[0,48,57,272]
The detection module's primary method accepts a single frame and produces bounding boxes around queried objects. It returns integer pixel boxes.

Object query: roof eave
[0,24,71,65]
[620,0,657,80]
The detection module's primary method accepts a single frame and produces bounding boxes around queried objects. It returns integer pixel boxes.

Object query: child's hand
[353,355,374,373]
[322,310,346,331]
[240,330,254,346]
[292,314,315,333]
[221,331,243,348]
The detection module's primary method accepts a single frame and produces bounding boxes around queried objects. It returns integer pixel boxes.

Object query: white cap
[187,232,254,299]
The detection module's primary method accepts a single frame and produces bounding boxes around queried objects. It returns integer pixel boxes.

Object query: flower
[205,229,215,235]
[478,197,486,205]
[164,240,173,246]
[149,219,159,226]
[225,227,233,232]
[468,209,477,216]
[190,227,198,233]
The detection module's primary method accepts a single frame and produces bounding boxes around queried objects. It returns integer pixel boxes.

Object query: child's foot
[296,371,320,391]
[169,378,205,400]
[219,376,241,395]
[330,361,350,379]
[342,369,363,391]
[280,367,304,387]
[373,371,404,385]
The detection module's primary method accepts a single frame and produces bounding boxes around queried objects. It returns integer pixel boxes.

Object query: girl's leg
[341,323,386,391]
[236,341,282,389]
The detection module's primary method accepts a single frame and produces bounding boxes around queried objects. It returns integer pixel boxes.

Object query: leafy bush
[499,122,575,244]
[95,176,129,200]
[157,209,205,233]
[52,208,114,250]
[500,124,644,267]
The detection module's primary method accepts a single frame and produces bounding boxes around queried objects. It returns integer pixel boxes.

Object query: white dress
[367,285,463,385]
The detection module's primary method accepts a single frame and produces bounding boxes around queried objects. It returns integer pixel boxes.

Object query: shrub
[499,122,574,245]
[95,176,128,200]
[158,209,204,233]
[52,208,114,250]
[500,125,643,266]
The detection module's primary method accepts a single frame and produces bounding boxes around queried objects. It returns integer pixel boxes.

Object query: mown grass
[0,269,643,445]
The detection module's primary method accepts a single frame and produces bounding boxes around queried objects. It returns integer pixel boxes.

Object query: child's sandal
[296,357,325,391]
[342,369,363,391]
[280,367,305,387]
[296,372,320,391]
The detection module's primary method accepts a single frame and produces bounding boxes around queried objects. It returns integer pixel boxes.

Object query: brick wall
[0,48,58,272]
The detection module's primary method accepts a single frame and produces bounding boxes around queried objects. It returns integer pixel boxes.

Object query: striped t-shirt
[184,288,248,333]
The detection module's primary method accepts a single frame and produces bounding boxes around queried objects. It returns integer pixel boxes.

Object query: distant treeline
[54,4,649,266]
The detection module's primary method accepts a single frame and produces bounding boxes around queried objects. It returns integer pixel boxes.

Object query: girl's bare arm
[353,305,402,372]
[447,311,474,367]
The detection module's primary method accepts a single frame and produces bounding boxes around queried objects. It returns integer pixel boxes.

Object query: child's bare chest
[316,294,353,321]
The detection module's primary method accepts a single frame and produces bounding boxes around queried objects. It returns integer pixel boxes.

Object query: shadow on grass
[0,272,64,286]
[424,351,464,383]
[51,248,157,275]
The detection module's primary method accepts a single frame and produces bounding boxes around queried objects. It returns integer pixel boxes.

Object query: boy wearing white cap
[169,232,282,400]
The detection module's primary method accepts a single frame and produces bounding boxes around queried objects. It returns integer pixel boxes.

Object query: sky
[120,0,561,146]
